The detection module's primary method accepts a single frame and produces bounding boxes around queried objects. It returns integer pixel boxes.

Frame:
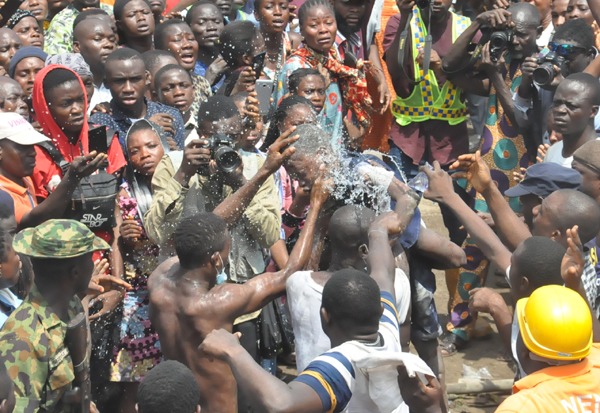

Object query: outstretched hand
[263,127,299,173]
[199,329,243,361]
[562,225,585,290]
[69,151,107,180]
[422,161,456,204]
[450,151,493,194]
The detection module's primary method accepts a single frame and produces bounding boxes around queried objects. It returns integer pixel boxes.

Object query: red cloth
[31,64,126,200]
[292,46,372,127]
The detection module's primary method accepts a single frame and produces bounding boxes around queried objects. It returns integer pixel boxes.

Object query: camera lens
[214,146,242,174]
[533,63,555,86]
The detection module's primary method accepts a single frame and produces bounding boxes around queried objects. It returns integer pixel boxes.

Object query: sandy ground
[420,198,515,412]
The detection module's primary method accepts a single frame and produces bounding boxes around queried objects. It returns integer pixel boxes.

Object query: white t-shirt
[286,269,411,372]
[88,83,113,114]
[543,140,573,167]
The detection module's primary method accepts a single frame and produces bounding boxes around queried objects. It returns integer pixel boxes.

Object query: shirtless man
[148,174,329,413]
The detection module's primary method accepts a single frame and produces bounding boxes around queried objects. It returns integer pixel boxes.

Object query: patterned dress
[450,60,529,340]
[110,190,162,382]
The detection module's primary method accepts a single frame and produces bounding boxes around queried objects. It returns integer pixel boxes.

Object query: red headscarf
[32,64,91,162]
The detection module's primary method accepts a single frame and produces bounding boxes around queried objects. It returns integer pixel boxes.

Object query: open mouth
[137,24,150,32]
[180,52,195,63]
[317,37,331,46]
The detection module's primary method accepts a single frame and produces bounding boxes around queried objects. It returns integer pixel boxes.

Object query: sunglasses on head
[548,42,587,57]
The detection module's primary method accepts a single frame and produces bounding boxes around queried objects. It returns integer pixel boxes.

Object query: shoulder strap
[37,141,70,175]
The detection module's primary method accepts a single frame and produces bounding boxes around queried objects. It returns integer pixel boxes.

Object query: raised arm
[423,162,512,273]
[230,173,330,318]
[451,152,532,250]
[213,128,298,225]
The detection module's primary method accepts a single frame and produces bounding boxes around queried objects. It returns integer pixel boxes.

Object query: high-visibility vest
[391,8,470,126]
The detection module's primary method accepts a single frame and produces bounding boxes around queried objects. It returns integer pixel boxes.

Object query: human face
[296,75,326,113]
[127,128,165,176]
[149,0,165,16]
[531,193,560,238]
[74,19,117,72]
[0,240,20,290]
[0,80,29,119]
[429,0,453,21]
[80,74,95,104]
[567,0,594,24]
[256,0,290,34]
[189,4,224,48]
[215,0,233,17]
[551,0,569,27]
[300,5,337,54]
[12,16,44,48]
[0,30,22,71]
[198,114,243,141]
[551,81,597,137]
[75,252,95,294]
[0,139,36,182]
[333,0,366,34]
[162,24,198,71]
[510,22,539,60]
[19,0,48,23]
[519,194,543,229]
[72,0,99,11]
[12,57,44,97]
[572,160,600,200]
[119,0,154,39]
[45,79,86,135]
[105,59,149,112]
[279,103,316,132]
[239,120,263,151]
[157,69,194,114]
[549,39,592,77]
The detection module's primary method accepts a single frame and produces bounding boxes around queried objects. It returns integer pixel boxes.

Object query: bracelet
[368,229,388,237]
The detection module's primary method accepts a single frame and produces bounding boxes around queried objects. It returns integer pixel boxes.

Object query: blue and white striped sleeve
[380,291,400,335]
[294,351,355,413]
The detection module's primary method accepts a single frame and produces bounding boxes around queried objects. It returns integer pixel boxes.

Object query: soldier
[0,219,109,412]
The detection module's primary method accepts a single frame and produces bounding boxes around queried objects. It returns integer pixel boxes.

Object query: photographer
[144,95,281,277]
[514,18,597,153]
[439,3,541,355]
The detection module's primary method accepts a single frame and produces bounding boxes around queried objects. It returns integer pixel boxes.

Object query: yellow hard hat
[516,285,592,361]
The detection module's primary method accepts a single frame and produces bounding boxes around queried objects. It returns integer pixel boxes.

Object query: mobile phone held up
[88,126,109,154]
[256,79,274,116]
[252,52,266,80]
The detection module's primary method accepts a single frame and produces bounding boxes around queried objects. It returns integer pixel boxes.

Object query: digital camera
[202,134,242,174]
[533,51,565,86]
[488,29,513,62]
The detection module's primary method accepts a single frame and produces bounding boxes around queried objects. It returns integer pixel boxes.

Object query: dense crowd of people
[0,0,598,411]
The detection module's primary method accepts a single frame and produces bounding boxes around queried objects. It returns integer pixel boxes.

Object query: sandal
[439,332,468,357]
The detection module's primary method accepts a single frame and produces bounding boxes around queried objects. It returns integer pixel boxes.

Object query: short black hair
[154,63,191,91]
[186,1,222,25]
[105,47,144,68]
[218,20,256,67]
[328,205,376,251]
[298,0,334,27]
[322,269,382,330]
[197,95,240,126]
[137,360,200,413]
[174,212,228,268]
[551,188,600,243]
[262,95,313,150]
[154,20,190,50]
[114,0,152,20]
[513,236,566,290]
[42,67,80,96]
[72,8,109,32]
[553,18,595,50]
[142,49,176,74]
[288,68,324,94]
[563,72,600,106]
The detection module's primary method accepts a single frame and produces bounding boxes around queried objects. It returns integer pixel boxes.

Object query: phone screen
[252,52,266,80]
[88,126,109,154]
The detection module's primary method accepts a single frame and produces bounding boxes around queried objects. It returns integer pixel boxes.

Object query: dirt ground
[420,198,515,412]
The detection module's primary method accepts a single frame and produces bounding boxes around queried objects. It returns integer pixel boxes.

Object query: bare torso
[148,258,240,413]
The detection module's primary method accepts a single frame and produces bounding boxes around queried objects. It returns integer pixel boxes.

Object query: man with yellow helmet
[496,285,600,412]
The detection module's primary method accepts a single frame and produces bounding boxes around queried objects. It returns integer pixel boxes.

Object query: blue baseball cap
[504,163,582,198]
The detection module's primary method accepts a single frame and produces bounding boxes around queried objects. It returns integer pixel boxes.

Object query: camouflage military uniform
[0,219,109,412]
[0,287,84,413]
